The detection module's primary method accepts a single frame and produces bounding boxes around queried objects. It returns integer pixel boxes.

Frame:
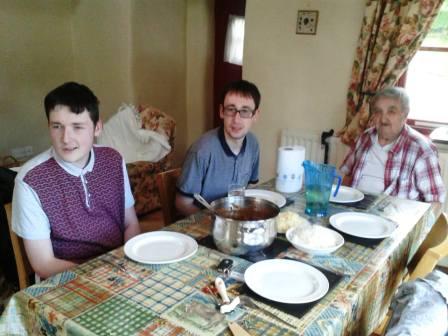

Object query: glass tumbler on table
[228,184,245,197]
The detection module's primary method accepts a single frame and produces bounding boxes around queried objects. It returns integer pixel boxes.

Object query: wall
[186,0,215,148]
[132,0,214,164]
[0,1,73,157]
[132,0,187,164]
[71,0,133,120]
[244,0,365,181]
[0,0,214,167]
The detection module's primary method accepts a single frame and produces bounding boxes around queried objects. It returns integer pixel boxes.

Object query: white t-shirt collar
[373,133,395,152]
[52,148,95,177]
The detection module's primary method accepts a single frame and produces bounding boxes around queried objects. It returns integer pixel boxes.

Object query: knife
[228,322,252,336]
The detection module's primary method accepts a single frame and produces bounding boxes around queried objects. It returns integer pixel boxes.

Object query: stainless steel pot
[211,196,280,255]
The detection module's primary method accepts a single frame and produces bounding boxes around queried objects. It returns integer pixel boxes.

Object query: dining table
[0,179,442,336]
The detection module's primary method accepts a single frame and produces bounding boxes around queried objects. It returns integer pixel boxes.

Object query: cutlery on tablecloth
[239,295,296,329]
[101,258,143,281]
[228,322,252,336]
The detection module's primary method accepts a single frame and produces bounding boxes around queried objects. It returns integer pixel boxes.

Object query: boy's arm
[342,174,353,186]
[13,179,74,279]
[24,206,140,279]
[24,239,78,279]
[124,206,140,242]
[175,192,200,217]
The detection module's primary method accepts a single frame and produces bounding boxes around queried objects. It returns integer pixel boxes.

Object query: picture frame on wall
[296,10,319,35]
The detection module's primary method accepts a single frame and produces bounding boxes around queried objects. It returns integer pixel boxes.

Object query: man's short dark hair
[220,80,261,110]
[44,82,100,125]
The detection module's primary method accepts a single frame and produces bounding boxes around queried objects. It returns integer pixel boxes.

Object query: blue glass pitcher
[302,160,342,217]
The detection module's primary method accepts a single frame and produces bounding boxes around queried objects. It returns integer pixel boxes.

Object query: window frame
[403,46,448,135]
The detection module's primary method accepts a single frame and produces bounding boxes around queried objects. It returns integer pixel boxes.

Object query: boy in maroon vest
[12,82,140,279]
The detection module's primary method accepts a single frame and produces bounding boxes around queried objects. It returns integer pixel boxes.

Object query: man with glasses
[176,80,260,216]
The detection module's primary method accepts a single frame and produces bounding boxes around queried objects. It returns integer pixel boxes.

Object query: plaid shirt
[340,125,446,203]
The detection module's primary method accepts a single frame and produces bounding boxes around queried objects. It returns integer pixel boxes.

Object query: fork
[239,295,296,329]
[101,258,143,281]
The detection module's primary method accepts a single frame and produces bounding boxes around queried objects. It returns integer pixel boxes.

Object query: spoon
[193,193,214,211]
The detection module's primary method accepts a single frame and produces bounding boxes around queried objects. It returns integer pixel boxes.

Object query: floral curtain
[338,0,443,146]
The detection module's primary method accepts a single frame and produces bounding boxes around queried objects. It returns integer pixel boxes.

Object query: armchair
[125,105,176,217]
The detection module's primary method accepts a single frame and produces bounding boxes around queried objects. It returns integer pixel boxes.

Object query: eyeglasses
[222,106,255,119]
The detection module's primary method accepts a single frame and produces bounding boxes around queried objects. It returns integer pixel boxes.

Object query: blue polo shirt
[177,127,259,203]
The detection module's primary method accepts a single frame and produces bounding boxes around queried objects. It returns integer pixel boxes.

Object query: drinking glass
[228,184,245,197]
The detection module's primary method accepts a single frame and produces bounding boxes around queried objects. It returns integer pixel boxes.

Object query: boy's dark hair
[220,80,261,110]
[44,82,100,125]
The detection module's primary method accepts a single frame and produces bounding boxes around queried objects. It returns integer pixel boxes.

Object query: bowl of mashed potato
[286,223,344,255]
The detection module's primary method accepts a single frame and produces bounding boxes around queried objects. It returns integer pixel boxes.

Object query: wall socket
[11,145,33,159]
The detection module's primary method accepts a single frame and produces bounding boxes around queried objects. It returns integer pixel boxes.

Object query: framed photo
[296,10,319,35]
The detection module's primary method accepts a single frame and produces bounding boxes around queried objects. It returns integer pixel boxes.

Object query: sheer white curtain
[224,15,245,66]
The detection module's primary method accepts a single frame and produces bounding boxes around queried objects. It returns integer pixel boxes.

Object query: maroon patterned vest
[24,147,125,261]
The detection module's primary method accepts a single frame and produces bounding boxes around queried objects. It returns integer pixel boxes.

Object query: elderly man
[340,87,445,203]
[176,80,261,216]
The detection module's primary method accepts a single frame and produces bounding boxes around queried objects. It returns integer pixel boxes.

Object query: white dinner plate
[124,231,198,264]
[244,189,286,208]
[244,259,329,304]
[330,185,364,203]
[329,212,397,239]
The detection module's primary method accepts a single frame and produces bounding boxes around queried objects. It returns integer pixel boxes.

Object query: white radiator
[280,129,349,170]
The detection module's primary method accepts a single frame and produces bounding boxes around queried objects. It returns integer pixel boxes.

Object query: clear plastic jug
[302,160,341,217]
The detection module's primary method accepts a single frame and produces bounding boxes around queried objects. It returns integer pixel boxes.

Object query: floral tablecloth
[0,181,440,335]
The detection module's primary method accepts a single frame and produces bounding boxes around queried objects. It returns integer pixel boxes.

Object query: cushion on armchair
[98,104,171,163]
[126,104,176,217]
[139,104,176,141]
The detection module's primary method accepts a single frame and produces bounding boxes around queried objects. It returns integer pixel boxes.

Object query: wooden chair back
[372,212,448,335]
[4,203,34,289]
[155,168,182,226]
[408,212,448,280]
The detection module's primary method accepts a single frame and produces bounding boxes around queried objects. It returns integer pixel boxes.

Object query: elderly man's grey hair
[370,87,410,116]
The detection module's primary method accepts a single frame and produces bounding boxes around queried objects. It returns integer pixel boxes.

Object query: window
[223,15,245,65]
[406,1,448,128]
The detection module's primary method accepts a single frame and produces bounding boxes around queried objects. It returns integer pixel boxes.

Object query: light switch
[296,10,319,35]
